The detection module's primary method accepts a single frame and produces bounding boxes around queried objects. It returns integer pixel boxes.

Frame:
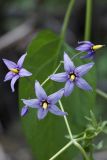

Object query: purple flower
[21,81,67,120]
[3,53,32,92]
[50,52,94,96]
[76,41,104,59]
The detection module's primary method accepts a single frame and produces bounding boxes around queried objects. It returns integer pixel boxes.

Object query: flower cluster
[3,40,103,120]
[20,51,95,119]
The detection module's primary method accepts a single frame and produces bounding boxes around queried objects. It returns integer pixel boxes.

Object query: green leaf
[19,29,96,160]
[85,110,98,128]
[101,121,107,134]
[93,141,103,150]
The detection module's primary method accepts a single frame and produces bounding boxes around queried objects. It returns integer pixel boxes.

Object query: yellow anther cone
[10,68,19,74]
[92,45,105,50]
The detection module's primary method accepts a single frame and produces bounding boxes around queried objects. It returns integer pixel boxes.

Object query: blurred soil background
[0,0,107,159]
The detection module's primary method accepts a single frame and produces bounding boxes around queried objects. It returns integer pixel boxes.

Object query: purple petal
[21,106,28,116]
[50,72,67,82]
[75,77,92,91]
[37,108,48,120]
[80,51,94,59]
[11,75,19,92]
[19,68,32,77]
[4,71,14,81]
[3,59,17,69]
[17,53,27,68]
[64,52,75,72]
[76,44,92,52]
[48,89,64,104]
[64,80,74,96]
[49,105,67,116]
[35,81,47,100]
[78,41,94,45]
[75,62,94,76]
[22,99,40,108]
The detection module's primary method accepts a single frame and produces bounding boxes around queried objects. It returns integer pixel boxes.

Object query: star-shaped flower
[3,53,32,92]
[21,81,66,119]
[50,52,94,96]
[76,41,104,59]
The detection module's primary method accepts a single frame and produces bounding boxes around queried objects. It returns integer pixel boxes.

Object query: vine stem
[52,0,75,78]
[60,0,75,40]
[89,146,94,160]
[73,141,89,160]
[96,88,107,100]
[49,140,89,160]
[58,100,73,140]
[84,0,92,40]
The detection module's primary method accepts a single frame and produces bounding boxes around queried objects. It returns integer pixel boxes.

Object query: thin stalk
[59,100,73,140]
[41,77,50,87]
[53,62,63,74]
[41,61,62,86]
[61,0,75,40]
[84,0,92,40]
[71,51,83,60]
[49,141,73,160]
[76,133,86,142]
[96,88,107,100]
[74,141,89,160]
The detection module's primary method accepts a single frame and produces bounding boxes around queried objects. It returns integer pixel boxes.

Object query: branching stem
[73,141,89,160]
[49,141,73,160]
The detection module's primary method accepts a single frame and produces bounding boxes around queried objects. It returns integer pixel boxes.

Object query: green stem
[71,51,83,60]
[89,149,94,160]
[41,61,62,86]
[96,89,107,100]
[74,141,89,160]
[53,0,75,73]
[49,141,73,160]
[53,62,63,74]
[76,133,86,142]
[41,77,50,87]
[58,100,73,140]
[84,0,92,40]
[61,0,75,40]
[53,0,75,71]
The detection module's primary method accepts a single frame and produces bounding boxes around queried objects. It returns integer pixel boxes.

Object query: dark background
[0,0,107,159]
